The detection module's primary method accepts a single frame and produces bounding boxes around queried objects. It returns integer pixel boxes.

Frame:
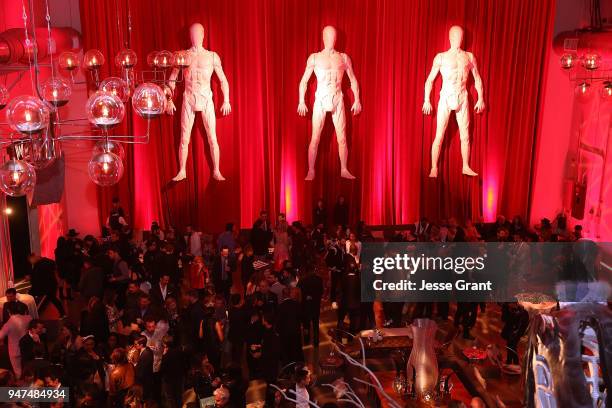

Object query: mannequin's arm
[213,52,231,115]
[423,54,441,114]
[297,54,315,116]
[168,67,179,91]
[470,53,485,113]
[166,67,180,115]
[344,54,361,115]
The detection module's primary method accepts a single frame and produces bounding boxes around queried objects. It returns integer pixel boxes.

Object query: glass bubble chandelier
[559,48,611,101]
[0,0,188,192]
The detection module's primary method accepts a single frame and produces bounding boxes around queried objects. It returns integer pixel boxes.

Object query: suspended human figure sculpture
[167,23,231,181]
[298,26,362,180]
[422,25,484,178]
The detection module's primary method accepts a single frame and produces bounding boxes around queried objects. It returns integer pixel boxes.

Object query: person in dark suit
[160,335,187,408]
[27,253,65,317]
[337,245,362,334]
[19,319,47,367]
[2,288,27,323]
[297,269,323,347]
[276,287,304,365]
[212,246,235,301]
[149,273,178,306]
[251,210,273,257]
[133,335,154,401]
[124,293,164,329]
[260,310,280,386]
[332,195,349,228]
[312,199,327,229]
[78,258,105,300]
[80,296,110,343]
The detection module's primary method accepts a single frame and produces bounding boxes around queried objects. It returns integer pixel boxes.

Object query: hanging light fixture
[93,140,126,160]
[88,151,124,186]
[575,81,592,101]
[58,51,80,71]
[0,159,37,196]
[132,83,166,118]
[5,95,50,134]
[99,77,131,102]
[41,78,72,107]
[582,53,601,71]
[560,53,577,70]
[146,51,160,67]
[155,50,173,69]
[85,91,125,129]
[173,50,192,68]
[115,48,137,69]
[602,81,612,101]
[83,49,105,71]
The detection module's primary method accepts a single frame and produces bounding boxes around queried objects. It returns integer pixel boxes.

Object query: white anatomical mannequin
[298,26,362,180]
[168,23,231,181]
[423,25,484,178]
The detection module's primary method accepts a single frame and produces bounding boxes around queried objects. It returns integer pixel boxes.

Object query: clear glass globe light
[172,50,192,68]
[0,85,8,109]
[99,77,130,102]
[146,51,159,67]
[86,91,125,129]
[42,78,72,107]
[5,95,50,134]
[58,51,80,71]
[93,140,126,160]
[83,49,105,71]
[575,81,592,101]
[88,152,124,186]
[132,83,166,118]
[0,159,36,196]
[155,50,173,68]
[601,81,612,102]
[582,53,601,71]
[560,53,576,70]
[115,48,137,69]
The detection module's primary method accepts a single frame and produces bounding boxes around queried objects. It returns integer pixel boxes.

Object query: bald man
[168,23,231,181]
[298,26,362,180]
[423,25,484,178]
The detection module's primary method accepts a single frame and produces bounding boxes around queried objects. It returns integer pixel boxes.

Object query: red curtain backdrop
[79,0,555,231]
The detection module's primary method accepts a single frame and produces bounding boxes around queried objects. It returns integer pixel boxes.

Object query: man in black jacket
[276,287,304,365]
[19,319,47,367]
[27,253,65,317]
[150,273,178,306]
[337,246,361,334]
[212,246,235,301]
[251,210,273,257]
[160,335,187,408]
[298,269,323,347]
[134,335,154,401]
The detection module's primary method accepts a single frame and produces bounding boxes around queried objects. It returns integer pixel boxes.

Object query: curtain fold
[79,0,555,231]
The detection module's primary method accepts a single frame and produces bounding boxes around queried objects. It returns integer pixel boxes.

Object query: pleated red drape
[79,0,555,231]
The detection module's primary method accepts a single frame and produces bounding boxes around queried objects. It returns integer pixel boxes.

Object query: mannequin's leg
[430,99,451,178]
[457,101,477,176]
[332,101,355,179]
[306,104,326,180]
[173,104,196,181]
[201,101,224,180]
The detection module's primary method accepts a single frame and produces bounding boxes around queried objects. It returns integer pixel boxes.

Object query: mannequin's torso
[437,49,473,104]
[183,47,217,110]
[312,50,347,111]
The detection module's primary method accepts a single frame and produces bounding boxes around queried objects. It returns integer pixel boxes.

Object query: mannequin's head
[449,25,463,49]
[190,23,205,47]
[322,26,337,49]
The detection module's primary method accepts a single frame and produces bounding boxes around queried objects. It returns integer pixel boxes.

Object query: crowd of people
[0,194,587,407]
